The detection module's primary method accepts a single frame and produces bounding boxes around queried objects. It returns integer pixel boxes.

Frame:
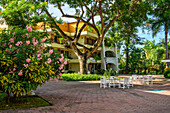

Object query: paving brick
[0,78,170,113]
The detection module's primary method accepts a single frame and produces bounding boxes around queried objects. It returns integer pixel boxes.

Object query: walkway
[1,78,170,113]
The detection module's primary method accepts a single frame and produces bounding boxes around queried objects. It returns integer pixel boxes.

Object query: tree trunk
[78,55,87,74]
[165,24,169,67]
[125,37,130,74]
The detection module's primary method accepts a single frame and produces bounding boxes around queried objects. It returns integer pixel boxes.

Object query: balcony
[105,57,117,64]
[105,47,115,52]
[85,44,102,50]
[51,43,65,49]
[87,57,102,63]
[67,59,79,63]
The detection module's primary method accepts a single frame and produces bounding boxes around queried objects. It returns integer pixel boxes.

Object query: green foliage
[61,73,101,81]
[97,69,106,75]
[164,71,170,78]
[104,69,116,77]
[91,54,101,62]
[163,70,170,78]
[105,52,115,57]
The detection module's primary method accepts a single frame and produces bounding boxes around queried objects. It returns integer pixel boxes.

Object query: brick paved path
[1,79,170,113]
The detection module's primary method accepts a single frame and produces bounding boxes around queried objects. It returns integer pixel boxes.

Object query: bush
[104,69,116,77]
[97,69,105,75]
[0,27,67,99]
[61,73,101,81]
[163,70,170,78]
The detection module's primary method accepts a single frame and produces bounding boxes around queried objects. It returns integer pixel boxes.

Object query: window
[54,36,60,43]
[87,38,89,44]
[95,64,97,70]
[54,36,58,43]
[65,51,69,57]
[65,64,69,70]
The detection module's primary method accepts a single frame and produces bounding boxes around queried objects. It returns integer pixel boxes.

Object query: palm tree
[149,0,170,67]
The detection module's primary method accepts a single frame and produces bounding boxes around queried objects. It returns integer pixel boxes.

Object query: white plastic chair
[119,78,129,89]
[100,76,107,88]
[109,76,115,87]
[144,75,153,85]
[127,77,133,88]
[132,75,138,83]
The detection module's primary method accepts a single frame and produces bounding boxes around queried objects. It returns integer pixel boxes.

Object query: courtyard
[1,77,170,113]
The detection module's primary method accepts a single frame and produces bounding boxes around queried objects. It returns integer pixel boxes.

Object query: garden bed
[0,93,52,110]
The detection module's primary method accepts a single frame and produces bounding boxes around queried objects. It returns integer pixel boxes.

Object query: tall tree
[0,0,148,74]
[148,0,170,67]
[107,13,147,73]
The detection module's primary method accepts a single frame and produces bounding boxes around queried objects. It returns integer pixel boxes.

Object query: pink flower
[61,54,64,58]
[59,73,62,76]
[19,41,23,44]
[26,33,30,38]
[59,58,64,62]
[41,38,46,43]
[60,77,63,79]
[37,54,41,57]
[9,71,13,74]
[26,41,30,45]
[64,61,67,65]
[26,58,31,63]
[37,56,42,61]
[18,70,23,76]
[23,64,28,68]
[12,32,15,36]
[42,46,45,49]
[9,38,14,43]
[26,53,28,55]
[26,25,32,31]
[9,45,12,48]
[3,43,6,46]
[61,70,64,73]
[37,58,40,60]
[15,41,22,46]
[13,68,16,71]
[33,40,38,46]
[59,64,64,70]
[49,50,53,54]
[32,37,35,42]
[15,43,19,46]
[46,58,51,64]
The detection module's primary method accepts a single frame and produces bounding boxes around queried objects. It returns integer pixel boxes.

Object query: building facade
[36,21,120,74]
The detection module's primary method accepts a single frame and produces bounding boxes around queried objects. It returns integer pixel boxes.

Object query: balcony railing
[105,57,117,64]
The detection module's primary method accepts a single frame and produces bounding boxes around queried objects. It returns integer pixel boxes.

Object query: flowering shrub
[0,26,67,97]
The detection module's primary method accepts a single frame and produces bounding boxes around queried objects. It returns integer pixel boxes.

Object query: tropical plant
[147,0,170,67]
[104,69,116,77]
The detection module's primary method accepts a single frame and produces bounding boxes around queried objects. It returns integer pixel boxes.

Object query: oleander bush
[61,73,101,81]
[0,26,67,101]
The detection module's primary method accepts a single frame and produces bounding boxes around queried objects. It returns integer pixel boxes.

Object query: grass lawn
[0,92,52,110]
[148,74,164,77]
